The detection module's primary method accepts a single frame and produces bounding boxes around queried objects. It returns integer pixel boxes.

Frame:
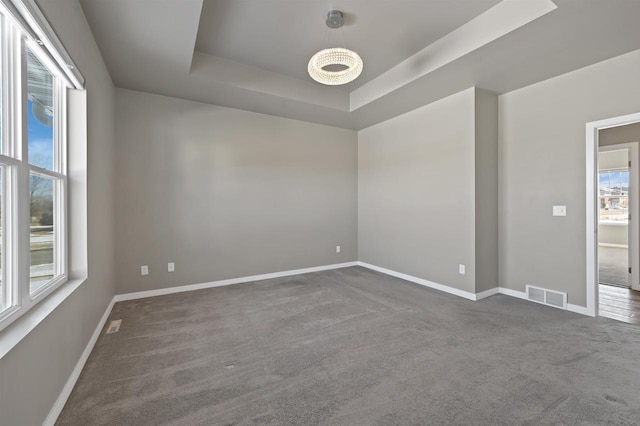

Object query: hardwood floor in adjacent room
[599,284,640,324]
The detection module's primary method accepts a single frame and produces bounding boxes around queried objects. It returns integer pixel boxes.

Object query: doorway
[597,143,640,323]
[597,144,636,289]
[586,113,640,320]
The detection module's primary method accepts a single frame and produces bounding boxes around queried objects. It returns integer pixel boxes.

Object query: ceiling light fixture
[308,10,363,86]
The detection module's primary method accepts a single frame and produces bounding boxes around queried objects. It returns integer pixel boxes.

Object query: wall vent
[525,285,567,310]
[106,319,122,334]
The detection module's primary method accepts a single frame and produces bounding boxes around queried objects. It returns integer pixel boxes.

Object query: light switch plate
[553,205,567,216]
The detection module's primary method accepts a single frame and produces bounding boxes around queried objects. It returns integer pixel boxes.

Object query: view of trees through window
[599,169,629,223]
[27,49,56,293]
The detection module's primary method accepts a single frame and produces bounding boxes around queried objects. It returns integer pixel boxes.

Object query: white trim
[497,287,590,315]
[598,243,628,248]
[42,296,114,426]
[0,276,86,359]
[587,111,640,318]
[3,0,84,88]
[113,262,358,302]
[567,303,590,316]
[356,261,480,301]
[475,287,500,300]
[356,262,591,312]
[498,287,527,299]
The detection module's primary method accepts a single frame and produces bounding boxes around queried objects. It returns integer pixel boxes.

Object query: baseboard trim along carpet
[113,262,359,303]
[356,262,499,301]
[43,260,590,425]
[42,297,116,426]
[497,287,591,316]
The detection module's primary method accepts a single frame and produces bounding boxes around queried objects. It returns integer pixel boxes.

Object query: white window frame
[0,4,69,332]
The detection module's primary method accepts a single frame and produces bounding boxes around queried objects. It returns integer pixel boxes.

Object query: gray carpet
[57,266,640,425]
[599,245,629,286]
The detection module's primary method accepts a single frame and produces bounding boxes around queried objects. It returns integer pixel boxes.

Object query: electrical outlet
[458,264,466,275]
[141,265,149,276]
[336,245,341,253]
[168,262,175,272]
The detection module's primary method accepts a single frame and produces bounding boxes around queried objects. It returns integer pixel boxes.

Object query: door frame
[597,142,639,290]
[586,112,640,317]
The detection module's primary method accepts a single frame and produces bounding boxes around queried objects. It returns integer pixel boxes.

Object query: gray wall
[358,89,477,293]
[115,89,357,294]
[600,122,640,147]
[499,49,640,307]
[0,1,116,425]
[598,149,628,170]
[474,89,499,293]
[599,224,628,246]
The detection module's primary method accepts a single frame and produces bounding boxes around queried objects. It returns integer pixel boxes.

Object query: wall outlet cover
[141,265,149,276]
[552,205,567,216]
[459,264,466,275]
[168,262,175,272]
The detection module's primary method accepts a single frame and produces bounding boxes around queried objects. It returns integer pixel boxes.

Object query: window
[0,6,71,331]
[599,169,629,224]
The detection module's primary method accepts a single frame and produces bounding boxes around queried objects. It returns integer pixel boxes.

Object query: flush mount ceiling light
[308,10,363,86]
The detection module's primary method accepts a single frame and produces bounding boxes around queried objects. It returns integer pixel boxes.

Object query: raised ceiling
[195,0,501,89]
[79,0,640,130]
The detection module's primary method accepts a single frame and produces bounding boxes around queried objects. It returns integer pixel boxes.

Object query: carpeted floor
[57,266,640,425]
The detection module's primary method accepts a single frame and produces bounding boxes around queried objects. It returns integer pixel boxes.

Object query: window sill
[599,221,629,227]
[0,275,87,359]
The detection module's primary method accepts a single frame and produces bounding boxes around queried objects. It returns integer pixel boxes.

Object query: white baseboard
[567,303,591,316]
[114,262,358,302]
[475,287,500,300]
[355,262,592,316]
[356,261,484,301]
[43,297,116,426]
[498,287,527,300]
[497,287,590,316]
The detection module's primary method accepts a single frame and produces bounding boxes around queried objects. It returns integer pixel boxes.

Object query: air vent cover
[528,286,545,303]
[526,285,567,310]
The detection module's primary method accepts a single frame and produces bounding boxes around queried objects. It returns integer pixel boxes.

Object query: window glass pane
[599,172,610,195]
[27,49,54,171]
[30,173,56,293]
[609,171,622,194]
[620,170,629,195]
[600,196,629,223]
[599,169,630,223]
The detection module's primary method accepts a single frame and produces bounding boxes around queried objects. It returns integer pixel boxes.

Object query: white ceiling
[79,0,640,130]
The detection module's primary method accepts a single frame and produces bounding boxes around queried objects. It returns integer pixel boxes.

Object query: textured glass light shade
[308,47,363,85]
